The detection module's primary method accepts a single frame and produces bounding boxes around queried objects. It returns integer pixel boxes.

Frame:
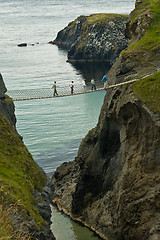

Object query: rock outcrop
[52,1,160,240]
[52,83,160,240]
[17,43,27,47]
[50,14,128,66]
[0,74,55,240]
[0,73,17,132]
[109,0,159,84]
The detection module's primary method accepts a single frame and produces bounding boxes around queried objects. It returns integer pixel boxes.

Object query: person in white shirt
[82,79,86,92]
[69,81,74,94]
[91,78,96,91]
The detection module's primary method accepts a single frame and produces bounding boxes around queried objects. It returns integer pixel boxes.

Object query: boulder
[17,43,27,47]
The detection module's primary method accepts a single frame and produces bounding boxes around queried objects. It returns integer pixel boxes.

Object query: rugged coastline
[52,1,160,240]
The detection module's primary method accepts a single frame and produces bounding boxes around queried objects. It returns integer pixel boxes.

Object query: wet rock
[17,43,27,47]
[33,180,55,240]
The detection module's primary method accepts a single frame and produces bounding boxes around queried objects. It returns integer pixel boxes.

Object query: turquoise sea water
[14,90,106,240]
[15,90,106,175]
[0,0,135,174]
[51,205,101,240]
[0,0,135,239]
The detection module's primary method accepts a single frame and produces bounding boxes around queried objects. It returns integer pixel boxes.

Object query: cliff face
[52,1,160,240]
[0,74,55,239]
[0,73,16,130]
[50,14,128,66]
[53,82,160,240]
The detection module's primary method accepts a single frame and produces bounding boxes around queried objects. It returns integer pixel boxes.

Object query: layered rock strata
[50,14,128,65]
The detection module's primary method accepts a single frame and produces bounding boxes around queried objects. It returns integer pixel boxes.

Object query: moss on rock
[0,112,47,238]
[132,72,160,114]
[123,0,160,69]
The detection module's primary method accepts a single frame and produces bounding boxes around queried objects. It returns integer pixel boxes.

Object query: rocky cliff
[52,1,160,240]
[50,13,128,66]
[0,74,55,239]
[109,0,160,84]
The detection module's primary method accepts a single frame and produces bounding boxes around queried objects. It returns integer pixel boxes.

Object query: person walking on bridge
[102,73,108,89]
[52,81,58,96]
[91,78,96,91]
[82,79,86,92]
[69,81,74,95]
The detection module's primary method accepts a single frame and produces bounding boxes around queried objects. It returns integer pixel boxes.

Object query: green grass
[0,201,33,239]
[87,13,128,24]
[0,113,47,236]
[123,0,160,62]
[4,94,13,103]
[131,72,160,114]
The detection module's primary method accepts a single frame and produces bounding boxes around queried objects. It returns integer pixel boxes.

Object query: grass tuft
[123,0,160,64]
[131,72,160,114]
[87,13,128,24]
[0,200,32,239]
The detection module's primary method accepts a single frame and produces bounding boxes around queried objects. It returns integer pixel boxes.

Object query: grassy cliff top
[67,13,128,29]
[126,1,160,115]
[131,0,159,24]
[86,13,128,24]
[132,72,160,114]
[0,113,47,238]
[123,0,160,63]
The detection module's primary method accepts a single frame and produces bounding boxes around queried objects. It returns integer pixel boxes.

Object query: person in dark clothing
[91,78,96,91]
[52,81,58,96]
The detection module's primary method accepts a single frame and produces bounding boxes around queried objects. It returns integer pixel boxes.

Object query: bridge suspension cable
[6,81,104,101]
[6,78,139,101]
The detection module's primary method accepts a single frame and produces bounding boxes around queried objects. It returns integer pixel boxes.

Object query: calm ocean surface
[0,0,135,239]
[0,0,135,173]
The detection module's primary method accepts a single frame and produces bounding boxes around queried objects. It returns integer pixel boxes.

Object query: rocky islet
[50,13,129,66]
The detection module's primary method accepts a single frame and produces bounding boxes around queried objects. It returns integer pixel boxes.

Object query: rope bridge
[6,79,138,101]
[6,81,104,101]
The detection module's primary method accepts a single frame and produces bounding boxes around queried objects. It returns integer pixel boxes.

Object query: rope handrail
[6,81,104,101]
[6,77,142,101]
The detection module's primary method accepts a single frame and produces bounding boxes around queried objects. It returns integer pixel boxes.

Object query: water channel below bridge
[14,90,106,240]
